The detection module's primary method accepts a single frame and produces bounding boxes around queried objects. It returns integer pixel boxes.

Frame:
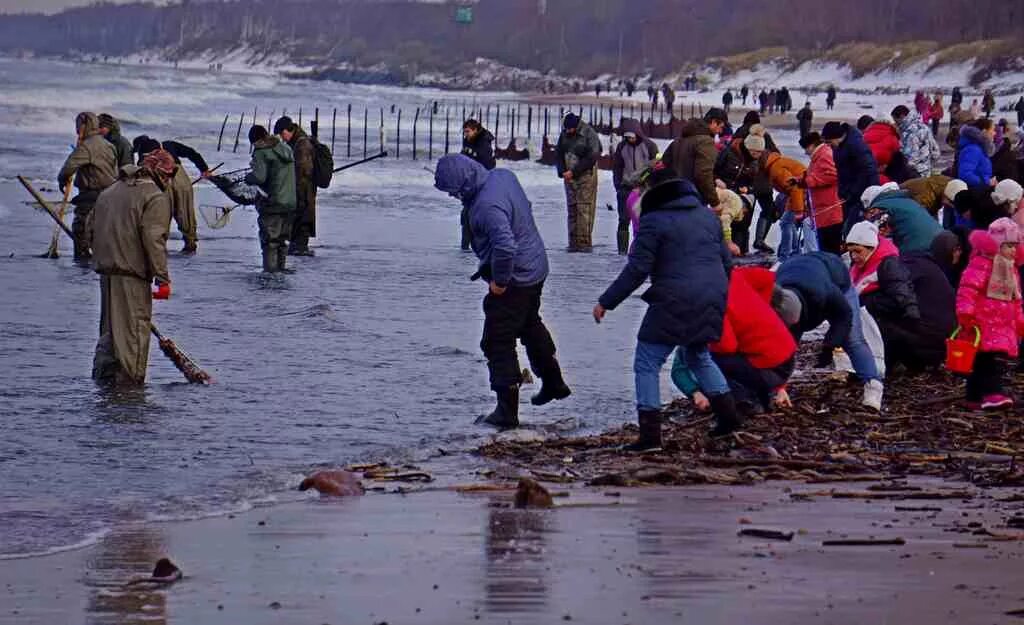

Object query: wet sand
[3,480,1023,625]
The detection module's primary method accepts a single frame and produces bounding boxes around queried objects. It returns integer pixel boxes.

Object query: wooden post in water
[428,105,434,160]
[347,104,352,158]
[232,112,245,153]
[527,106,533,138]
[331,107,337,153]
[396,108,402,158]
[379,108,384,154]
[313,107,319,139]
[412,107,420,160]
[460,102,466,124]
[544,107,549,137]
[494,104,500,147]
[444,107,450,154]
[363,107,368,158]
[298,107,302,127]
[216,114,229,152]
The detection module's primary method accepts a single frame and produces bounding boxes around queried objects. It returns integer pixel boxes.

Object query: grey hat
[771,286,803,326]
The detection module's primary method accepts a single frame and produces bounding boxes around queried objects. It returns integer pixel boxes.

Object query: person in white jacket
[892,105,941,178]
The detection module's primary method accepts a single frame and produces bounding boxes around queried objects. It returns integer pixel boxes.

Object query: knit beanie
[860,182,899,208]
[992,179,1024,207]
[943,179,968,203]
[273,116,295,136]
[771,286,803,326]
[97,113,117,130]
[846,221,879,248]
[821,121,845,140]
[743,124,767,152]
[988,217,1021,245]
[563,113,581,130]
[929,230,961,270]
[248,125,268,144]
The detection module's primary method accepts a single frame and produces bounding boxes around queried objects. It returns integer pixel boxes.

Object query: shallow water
[0,57,762,557]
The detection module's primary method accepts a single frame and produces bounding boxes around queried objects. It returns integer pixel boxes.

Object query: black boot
[476,385,520,430]
[623,409,662,452]
[530,374,572,406]
[181,239,197,256]
[752,215,774,254]
[708,392,744,438]
[261,249,278,273]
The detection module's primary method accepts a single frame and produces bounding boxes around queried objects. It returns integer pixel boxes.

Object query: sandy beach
[3,479,1023,625]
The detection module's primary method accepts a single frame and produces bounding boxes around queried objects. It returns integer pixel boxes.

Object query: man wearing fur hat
[88,149,174,385]
[57,112,119,262]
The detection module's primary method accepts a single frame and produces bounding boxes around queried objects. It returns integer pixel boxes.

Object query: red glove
[152,281,171,300]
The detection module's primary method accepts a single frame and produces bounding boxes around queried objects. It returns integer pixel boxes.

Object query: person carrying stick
[57,112,118,263]
[88,149,175,385]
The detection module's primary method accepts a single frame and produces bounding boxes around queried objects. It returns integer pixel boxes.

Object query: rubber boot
[475,385,520,430]
[709,392,744,438]
[278,247,295,274]
[261,248,278,273]
[616,226,630,255]
[530,371,572,406]
[752,215,774,254]
[623,409,662,452]
[181,239,197,256]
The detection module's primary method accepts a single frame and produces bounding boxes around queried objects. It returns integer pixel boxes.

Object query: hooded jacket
[775,252,853,351]
[900,174,952,216]
[663,119,721,207]
[57,112,118,195]
[599,178,731,346]
[898,112,941,178]
[555,121,602,179]
[88,166,171,284]
[713,267,797,369]
[869,190,943,253]
[900,252,957,341]
[850,236,920,323]
[244,136,296,215]
[102,117,135,169]
[863,122,901,184]
[461,128,496,170]
[613,119,658,189]
[762,152,807,216]
[804,143,843,228]
[956,229,1024,356]
[832,124,880,213]
[434,155,548,288]
[957,125,994,187]
[287,127,317,232]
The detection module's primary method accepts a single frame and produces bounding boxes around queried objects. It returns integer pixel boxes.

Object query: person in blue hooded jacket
[434,155,571,429]
[956,119,996,188]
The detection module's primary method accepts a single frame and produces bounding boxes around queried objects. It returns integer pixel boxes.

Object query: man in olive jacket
[274,116,317,256]
[556,113,603,252]
[662,108,727,208]
[58,112,118,262]
[88,150,174,385]
[245,125,296,273]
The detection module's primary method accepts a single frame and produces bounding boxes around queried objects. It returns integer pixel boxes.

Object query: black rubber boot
[476,385,520,430]
[530,375,572,406]
[278,248,295,274]
[708,392,744,438]
[623,409,662,452]
[181,239,197,256]
[261,249,278,273]
[752,216,773,254]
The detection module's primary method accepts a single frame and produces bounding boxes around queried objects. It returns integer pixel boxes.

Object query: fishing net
[208,170,263,206]
[198,204,236,230]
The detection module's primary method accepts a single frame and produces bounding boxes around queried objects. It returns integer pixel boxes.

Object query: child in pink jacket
[955,218,1024,410]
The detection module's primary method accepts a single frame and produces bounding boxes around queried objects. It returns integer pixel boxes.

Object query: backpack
[312,138,334,189]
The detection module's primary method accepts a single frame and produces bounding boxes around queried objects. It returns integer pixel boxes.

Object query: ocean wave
[0,526,111,561]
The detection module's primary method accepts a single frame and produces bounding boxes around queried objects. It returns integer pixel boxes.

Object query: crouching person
[772,251,886,411]
[671,267,797,415]
[593,166,740,449]
[434,155,571,429]
[89,149,174,385]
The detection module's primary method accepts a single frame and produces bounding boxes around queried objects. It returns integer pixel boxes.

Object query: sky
[0,0,154,14]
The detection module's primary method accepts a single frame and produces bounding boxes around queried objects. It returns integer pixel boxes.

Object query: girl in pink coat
[955,217,1024,409]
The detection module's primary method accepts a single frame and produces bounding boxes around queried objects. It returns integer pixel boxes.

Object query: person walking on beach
[273,116,317,257]
[740,85,749,106]
[89,149,173,385]
[556,113,602,252]
[133,135,212,255]
[982,90,996,119]
[1015,97,1024,128]
[797,102,814,139]
[460,119,496,250]
[594,165,741,449]
[826,86,837,111]
[434,154,571,430]
[929,94,944,138]
[97,113,134,169]
[58,112,118,263]
[722,90,733,113]
[612,119,658,255]
[244,125,296,273]
[663,108,727,210]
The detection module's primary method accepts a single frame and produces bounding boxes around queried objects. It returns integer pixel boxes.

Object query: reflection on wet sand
[483,506,551,617]
[635,493,721,601]
[85,527,169,625]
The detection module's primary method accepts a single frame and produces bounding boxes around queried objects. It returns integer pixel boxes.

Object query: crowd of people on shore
[444,86,1024,449]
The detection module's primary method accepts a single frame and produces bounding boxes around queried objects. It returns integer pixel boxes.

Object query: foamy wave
[0,526,112,561]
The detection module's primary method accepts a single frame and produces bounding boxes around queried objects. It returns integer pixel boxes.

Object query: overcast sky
[0,0,138,14]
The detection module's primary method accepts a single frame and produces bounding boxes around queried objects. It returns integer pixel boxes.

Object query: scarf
[987,254,1022,302]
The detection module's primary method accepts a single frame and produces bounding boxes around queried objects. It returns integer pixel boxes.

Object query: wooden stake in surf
[43,125,85,258]
[18,176,75,239]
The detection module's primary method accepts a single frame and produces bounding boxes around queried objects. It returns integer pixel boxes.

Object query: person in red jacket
[863,120,901,184]
[672,266,797,414]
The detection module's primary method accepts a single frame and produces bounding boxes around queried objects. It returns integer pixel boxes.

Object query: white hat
[992,179,1024,206]
[846,221,879,248]
[943,179,968,203]
[861,182,899,208]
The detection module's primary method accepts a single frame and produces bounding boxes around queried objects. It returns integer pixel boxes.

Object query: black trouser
[966,352,1007,402]
[460,206,472,250]
[753,191,778,246]
[615,186,632,254]
[877,318,946,371]
[732,195,755,254]
[712,353,795,409]
[816,223,844,255]
[481,282,562,391]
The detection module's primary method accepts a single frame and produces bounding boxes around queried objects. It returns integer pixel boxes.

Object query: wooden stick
[232,112,245,154]
[216,114,229,152]
[18,176,74,238]
[43,180,73,258]
[191,162,223,186]
[822,538,906,547]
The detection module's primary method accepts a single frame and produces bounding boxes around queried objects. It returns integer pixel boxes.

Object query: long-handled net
[151,324,212,384]
[208,170,264,206]
[198,204,237,230]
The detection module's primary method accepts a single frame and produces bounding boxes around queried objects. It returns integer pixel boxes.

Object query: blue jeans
[635,341,730,411]
[842,288,881,383]
[777,211,801,262]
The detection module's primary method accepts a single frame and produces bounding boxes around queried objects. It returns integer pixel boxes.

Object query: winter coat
[851,236,920,321]
[288,127,317,233]
[613,119,658,189]
[991,140,1021,184]
[103,118,134,169]
[901,252,957,340]
[58,113,118,195]
[714,139,756,191]
[461,128,496,170]
[762,152,806,216]
[88,166,171,284]
[161,140,211,173]
[775,252,853,351]
[954,187,1008,230]
[930,100,944,123]
[245,136,296,215]
[957,125,994,187]
[663,119,721,207]
[898,113,941,178]
[556,122,602,179]
[900,174,952,217]
[833,124,880,213]
[598,178,731,346]
[863,122,901,184]
[804,143,843,228]
[713,267,797,369]
[434,155,548,288]
[869,190,943,253]
[955,229,1024,357]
